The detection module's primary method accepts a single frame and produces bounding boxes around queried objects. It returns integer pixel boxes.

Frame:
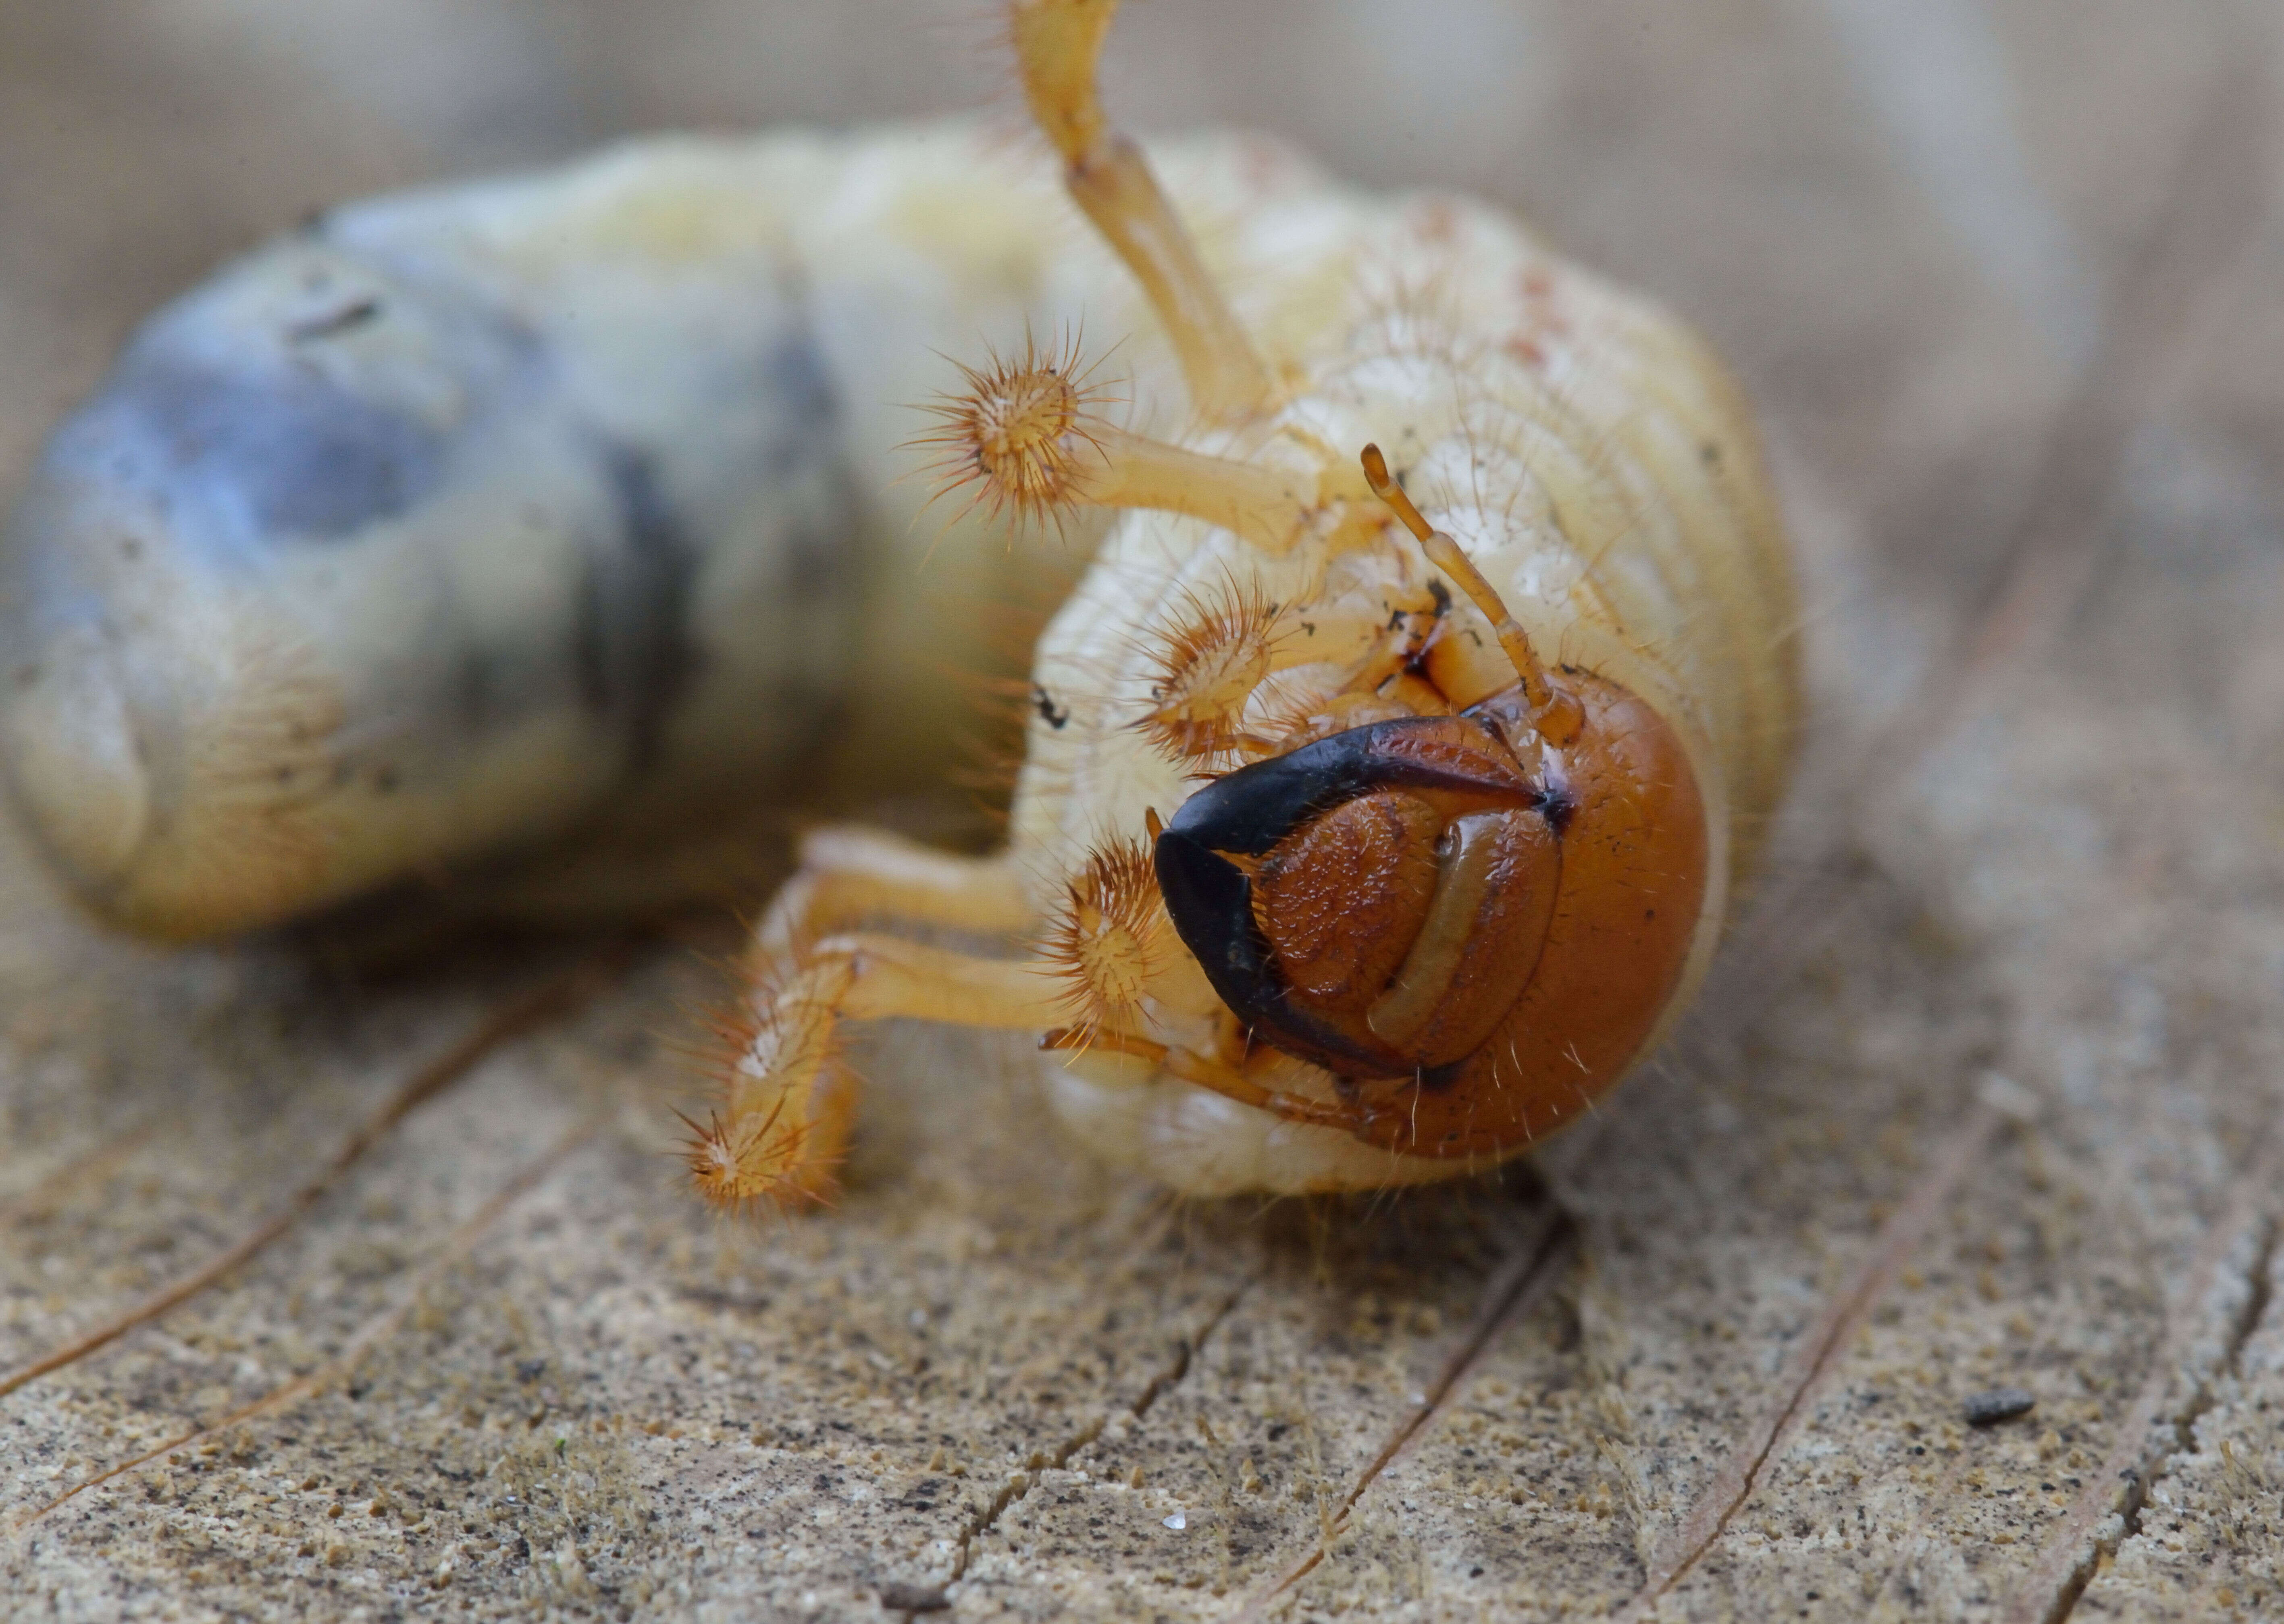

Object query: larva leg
[753,827,1035,964]
[1010,0,1275,420]
[693,934,1068,1211]
[700,832,1036,1210]
[916,338,1320,552]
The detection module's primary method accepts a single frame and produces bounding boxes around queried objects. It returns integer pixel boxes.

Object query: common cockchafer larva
[686,0,1800,1205]
[2,0,1798,1201]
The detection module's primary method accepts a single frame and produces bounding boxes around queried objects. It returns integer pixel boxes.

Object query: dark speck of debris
[1964,1387,2035,1426]
[879,1580,951,1614]
[1032,685,1070,729]
[516,1359,547,1383]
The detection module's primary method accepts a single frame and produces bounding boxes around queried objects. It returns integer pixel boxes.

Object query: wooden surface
[3,4,2282,1619]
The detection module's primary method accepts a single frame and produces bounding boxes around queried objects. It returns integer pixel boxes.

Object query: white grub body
[1003,159,1797,1195]
[2,100,1797,1196]
[0,124,1182,940]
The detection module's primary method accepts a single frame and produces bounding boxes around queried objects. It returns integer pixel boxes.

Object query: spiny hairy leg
[1009,0,1275,420]
[696,831,1041,1211]
[914,335,1321,551]
[693,934,1069,1212]
[754,826,1035,965]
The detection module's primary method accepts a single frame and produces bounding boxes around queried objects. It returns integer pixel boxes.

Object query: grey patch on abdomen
[760,330,837,479]
[755,331,865,766]
[89,356,448,544]
[578,441,698,774]
[763,331,859,611]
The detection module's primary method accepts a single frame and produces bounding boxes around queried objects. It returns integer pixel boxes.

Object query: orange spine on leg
[1134,577,1291,761]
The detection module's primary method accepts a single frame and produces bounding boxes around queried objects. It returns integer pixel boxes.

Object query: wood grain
[1,4,2278,1619]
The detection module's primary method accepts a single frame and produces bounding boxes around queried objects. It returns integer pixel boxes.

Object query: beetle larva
[3,0,1797,1199]
[686,0,1801,1204]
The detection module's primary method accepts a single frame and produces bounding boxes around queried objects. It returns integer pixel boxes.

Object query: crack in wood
[10,1114,604,1530]
[2006,1143,2282,1624]
[1876,35,2273,779]
[1727,34,2274,1007]
[943,1281,1247,1584]
[1843,1154,2276,1620]
[2102,1214,2283,1546]
[1228,1208,1578,1623]
[0,947,625,1403]
[1616,1099,2008,1620]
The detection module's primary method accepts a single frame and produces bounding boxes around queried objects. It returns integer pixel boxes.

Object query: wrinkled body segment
[0,129,1139,937]
[4,0,1797,1198]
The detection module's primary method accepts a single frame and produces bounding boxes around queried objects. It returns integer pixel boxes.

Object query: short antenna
[1361,443,1556,713]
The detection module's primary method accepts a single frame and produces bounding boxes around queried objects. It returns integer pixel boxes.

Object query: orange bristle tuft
[1039,835,1165,1048]
[1135,576,1289,763]
[686,955,855,1213]
[678,1101,811,1213]
[909,330,1121,534]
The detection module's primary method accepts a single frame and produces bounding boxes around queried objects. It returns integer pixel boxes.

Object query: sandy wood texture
[2,4,2281,1619]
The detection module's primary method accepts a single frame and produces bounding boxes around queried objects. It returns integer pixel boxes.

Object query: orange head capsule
[1146,449,1714,1160]
[1155,675,1709,1157]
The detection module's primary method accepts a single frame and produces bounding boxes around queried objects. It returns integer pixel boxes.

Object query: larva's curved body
[680,61,1799,1205]
[1,0,1800,1201]
[0,127,1161,939]
[1005,171,1797,1194]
